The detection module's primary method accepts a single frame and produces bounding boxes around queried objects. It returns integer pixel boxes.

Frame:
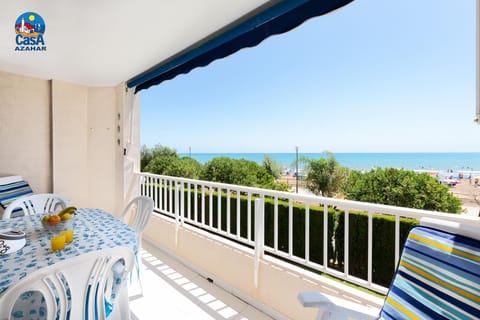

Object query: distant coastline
[179,152,480,172]
[178,152,480,213]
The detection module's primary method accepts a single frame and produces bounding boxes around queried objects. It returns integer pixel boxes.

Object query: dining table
[0,208,138,296]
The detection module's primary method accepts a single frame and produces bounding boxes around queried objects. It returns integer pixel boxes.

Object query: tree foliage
[262,155,282,179]
[342,168,462,213]
[200,157,235,184]
[140,145,153,171]
[141,147,462,213]
[144,156,202,179]
[151,145,178,158]
[142,145,202,179]
[305,152,349,197]
[200,157,284,189]
[141,144,178,171]
[142,149,287,189]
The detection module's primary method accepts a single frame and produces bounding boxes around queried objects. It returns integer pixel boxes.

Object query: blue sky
[140,0,477,153]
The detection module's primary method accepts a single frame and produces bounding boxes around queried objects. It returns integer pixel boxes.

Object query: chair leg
[129,253,143,296]
[135,254,143,295]
[115,282,132,320]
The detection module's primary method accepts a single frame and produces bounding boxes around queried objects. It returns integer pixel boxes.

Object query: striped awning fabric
[379,226,480,319]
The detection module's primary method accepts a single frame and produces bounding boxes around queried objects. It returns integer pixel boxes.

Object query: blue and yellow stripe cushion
[379,226,480,320]
[0,180,34,209]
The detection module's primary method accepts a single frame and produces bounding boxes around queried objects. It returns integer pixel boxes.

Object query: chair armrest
[0,175,23,184]
[420,217,480,241]
[298,292,379,320]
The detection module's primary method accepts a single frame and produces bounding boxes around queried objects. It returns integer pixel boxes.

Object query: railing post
[248,193,252,242]
[168,179,173,213]
[395,215,400,266]
[149,176,153,198]
[254,198,264,288]
[175,182,180,245]
[344,210,350,278]
[323,204,328,271]
[139,175,144,196]
[367,211,373,286]
[180,183,185,227]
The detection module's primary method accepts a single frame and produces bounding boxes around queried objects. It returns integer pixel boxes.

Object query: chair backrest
[3,193,70,219]
[0,247,134,320]
[122,196,154,245]
[0,177,33,213]
[379,218,480,320]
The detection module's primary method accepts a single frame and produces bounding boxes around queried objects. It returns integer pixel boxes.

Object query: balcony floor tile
[129,241,274,320]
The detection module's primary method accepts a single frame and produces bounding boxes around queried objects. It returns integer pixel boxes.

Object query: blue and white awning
[127,0,353,92]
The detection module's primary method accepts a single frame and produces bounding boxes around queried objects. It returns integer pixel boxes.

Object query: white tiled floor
[128,241,274,320]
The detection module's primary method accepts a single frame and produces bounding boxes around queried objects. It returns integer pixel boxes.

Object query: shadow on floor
[128,241,273,320]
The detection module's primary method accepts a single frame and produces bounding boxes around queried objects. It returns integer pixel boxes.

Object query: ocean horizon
[178,152,480,172]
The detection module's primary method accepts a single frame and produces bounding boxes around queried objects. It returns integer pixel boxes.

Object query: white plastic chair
[298,217,480,320]
[3,193,70,219]
[122,196,154,294]
[0,246,135,320]
[122,196,154,250]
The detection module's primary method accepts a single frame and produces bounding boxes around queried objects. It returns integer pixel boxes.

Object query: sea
[179,152,480,173]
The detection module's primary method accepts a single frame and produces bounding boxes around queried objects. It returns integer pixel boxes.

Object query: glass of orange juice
[62,230,74,243]
[51,234,65,252]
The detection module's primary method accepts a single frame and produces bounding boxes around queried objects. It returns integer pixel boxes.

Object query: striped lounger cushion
[379,226,480,320]
[0,180,34,209]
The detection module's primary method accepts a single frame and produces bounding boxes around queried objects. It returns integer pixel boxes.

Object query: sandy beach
[450,180,480,216]
[279,175,480,216]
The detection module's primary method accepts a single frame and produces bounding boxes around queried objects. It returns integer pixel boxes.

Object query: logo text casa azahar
[15,12,46,51]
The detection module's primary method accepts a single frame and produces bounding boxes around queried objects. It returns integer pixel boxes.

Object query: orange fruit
[48,215,61,226]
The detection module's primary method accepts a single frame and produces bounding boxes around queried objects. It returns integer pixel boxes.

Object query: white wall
[122,88,141,214]
[0,71,130,214]
[87,87,119,212]
[0,71,52,192]
[51,80,89,206]
[51,81,127,214]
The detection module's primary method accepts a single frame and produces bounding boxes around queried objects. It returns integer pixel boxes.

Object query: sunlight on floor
[128,241,273,320]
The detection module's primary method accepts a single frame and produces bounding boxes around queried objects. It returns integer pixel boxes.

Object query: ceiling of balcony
[0,0,273,87]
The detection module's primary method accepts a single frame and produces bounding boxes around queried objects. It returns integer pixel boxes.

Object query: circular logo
[15,12,45,36]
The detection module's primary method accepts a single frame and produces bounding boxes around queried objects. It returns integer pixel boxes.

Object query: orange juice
[62,230,74,243]
[51,234,65,252]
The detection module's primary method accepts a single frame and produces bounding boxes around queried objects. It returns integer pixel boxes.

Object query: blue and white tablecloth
[0,208,137,296]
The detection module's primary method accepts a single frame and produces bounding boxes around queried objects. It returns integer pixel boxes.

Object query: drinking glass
[51,234,65,252]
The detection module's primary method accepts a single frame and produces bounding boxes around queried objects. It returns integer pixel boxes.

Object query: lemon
[61,213,73,221]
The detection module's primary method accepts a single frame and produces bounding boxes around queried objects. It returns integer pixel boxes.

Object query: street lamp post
[295,146,299,193]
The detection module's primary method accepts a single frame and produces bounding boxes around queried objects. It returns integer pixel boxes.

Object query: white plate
[0,228,26,255]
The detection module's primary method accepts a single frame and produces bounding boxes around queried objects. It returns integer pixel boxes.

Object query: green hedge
[149,185,418,287]
[263,200,337,265]
[334,211,417,286]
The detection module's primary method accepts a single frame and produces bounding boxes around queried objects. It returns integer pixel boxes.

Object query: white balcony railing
[138,172,480,294]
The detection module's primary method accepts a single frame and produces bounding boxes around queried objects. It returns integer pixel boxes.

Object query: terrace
[1,1,480,319]
[132,173,479,319]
